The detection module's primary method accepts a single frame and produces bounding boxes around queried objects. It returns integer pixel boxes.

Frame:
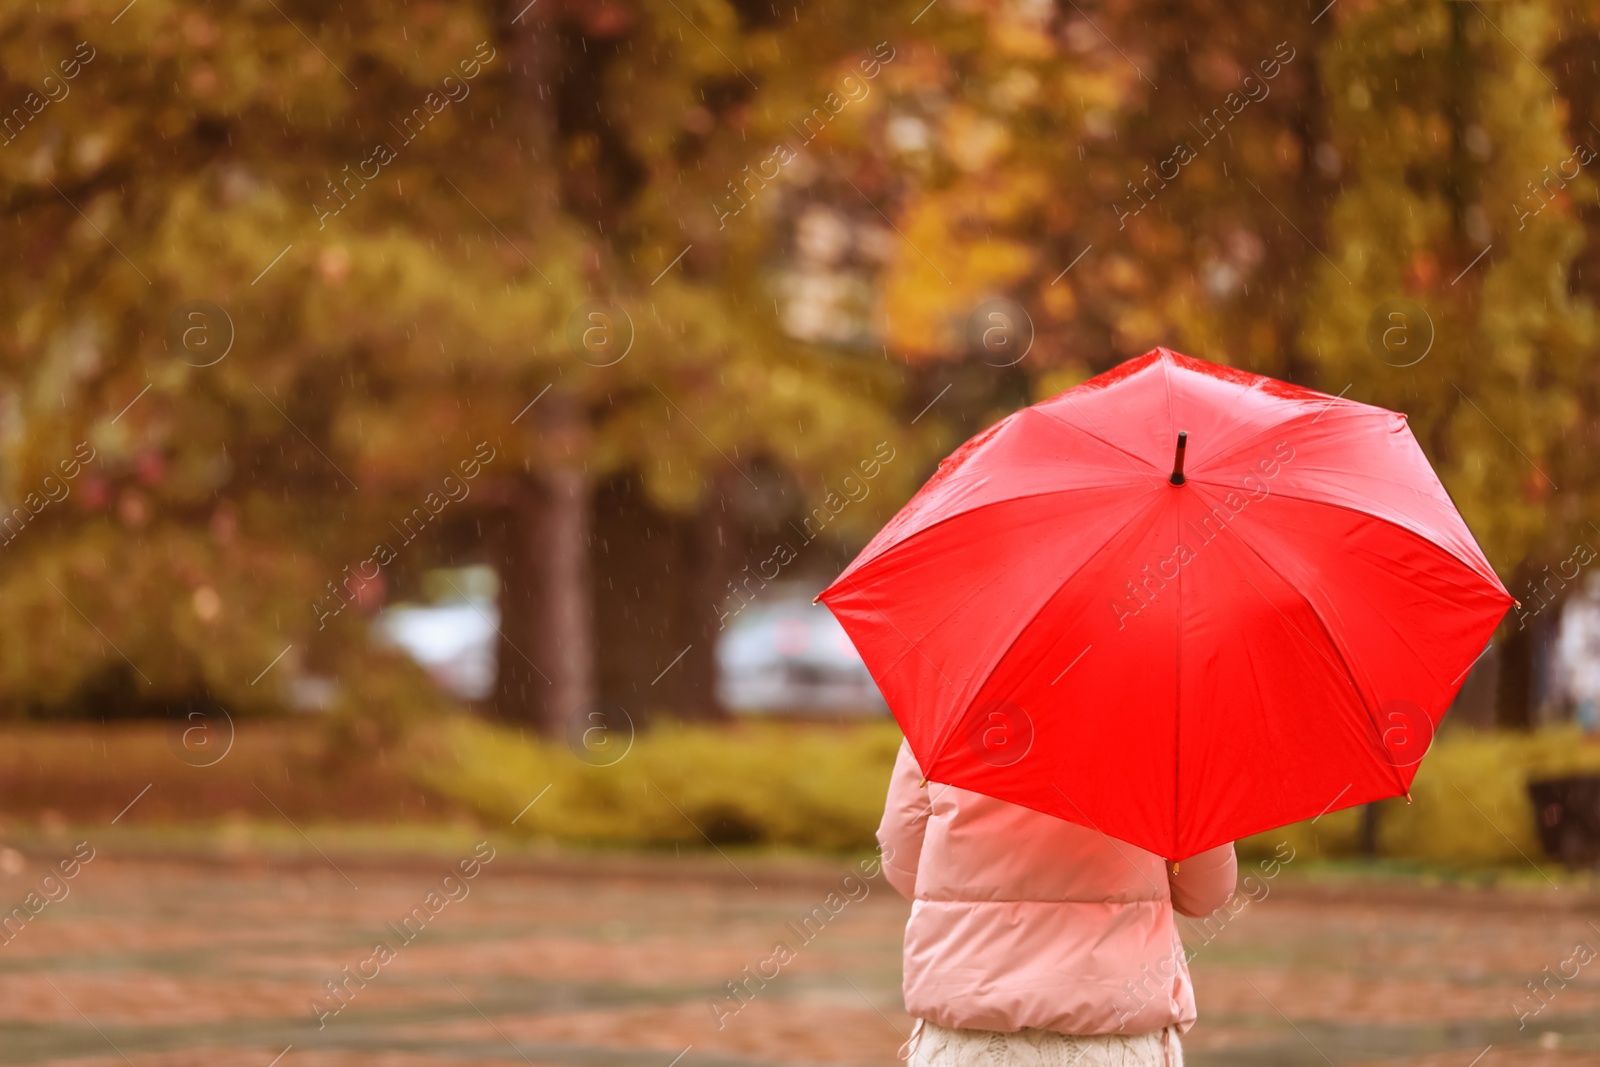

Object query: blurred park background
[6,0,1600,1063]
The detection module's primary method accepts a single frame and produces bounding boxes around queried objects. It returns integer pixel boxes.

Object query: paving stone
[2,857,1597,1066]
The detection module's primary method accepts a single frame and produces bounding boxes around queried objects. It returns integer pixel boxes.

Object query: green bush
[414,716,1600,865]
[1241,726,1600,866]
[407,715,903,851]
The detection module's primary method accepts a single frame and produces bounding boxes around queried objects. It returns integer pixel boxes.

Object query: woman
[878,739,1237,1067]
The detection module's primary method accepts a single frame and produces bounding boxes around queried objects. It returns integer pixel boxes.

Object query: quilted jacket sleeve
[876,740,931,899]
[1167,842,1238,917]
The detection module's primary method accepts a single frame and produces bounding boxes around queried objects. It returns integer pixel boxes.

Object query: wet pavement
[1,848,1598,1066]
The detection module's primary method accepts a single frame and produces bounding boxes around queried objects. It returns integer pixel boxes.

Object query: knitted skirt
[905,1021,1183,1067]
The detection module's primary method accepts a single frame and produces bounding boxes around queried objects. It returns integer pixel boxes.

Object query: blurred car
[375,571,885,715]
[716,592,887,715]
[373,593,499,701]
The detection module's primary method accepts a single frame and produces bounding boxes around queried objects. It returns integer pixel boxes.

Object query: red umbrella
[820,348,1512,860]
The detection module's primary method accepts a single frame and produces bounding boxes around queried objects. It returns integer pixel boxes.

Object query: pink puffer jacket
[878,740,1237,1036]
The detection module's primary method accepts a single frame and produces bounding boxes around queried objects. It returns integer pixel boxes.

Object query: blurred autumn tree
[869,2,1325,419]
[0,0,920,739]
[867,0,1600,726]
[1300,0,1597,727]
[1,0,1596,736]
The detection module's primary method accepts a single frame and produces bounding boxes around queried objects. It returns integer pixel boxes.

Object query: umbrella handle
[1169,431,1188,486]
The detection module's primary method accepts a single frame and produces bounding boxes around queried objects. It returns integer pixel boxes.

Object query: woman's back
[878,740,1237,1036]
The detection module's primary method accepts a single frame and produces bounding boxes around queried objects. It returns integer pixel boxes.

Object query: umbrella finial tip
[1169,431,1189,486]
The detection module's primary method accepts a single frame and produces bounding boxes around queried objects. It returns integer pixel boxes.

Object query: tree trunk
[1494,560,1542,730]
[506,0,557,172]
[543,458,596,735]
[492,0,632,736]
[680,478,738,721]
[489,462,597,736]
[490,477,555,729]
[491,0,552,731]
[487,400,599,741]
[1357,803,1381,856]
[591,473,735,723]
[1496,610,1534,731]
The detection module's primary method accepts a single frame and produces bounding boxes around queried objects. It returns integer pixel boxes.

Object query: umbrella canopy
[820,348,1512,860]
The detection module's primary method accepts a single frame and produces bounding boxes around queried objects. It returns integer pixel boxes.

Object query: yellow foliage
[943,105,1013,173]
[880,184,1038,360]
[1241,728,1600,868]
[1041,280,1077,320]
[1031,363,1092,401]
[408,716,904,851]
[417,718,1598,869]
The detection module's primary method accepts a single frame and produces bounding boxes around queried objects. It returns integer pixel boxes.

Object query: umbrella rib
[1198,412,1502,592]
[835,574,956,689]
[1231,586,1295,835]
[840,478,1162,616]
[860,402,1172,569]
[1191,489,1409,797]
[842,475,1157,583]
[1032,402,1164,488]
[1172,486,1183,859]
[1161,351,1185,855]
[1189,395,1375,476]
[1227,552,1402,796]
[918,492,1169,779]
[1210,484,1504,594]
[1225,492,1504,709]
[1159,351,1179,443]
